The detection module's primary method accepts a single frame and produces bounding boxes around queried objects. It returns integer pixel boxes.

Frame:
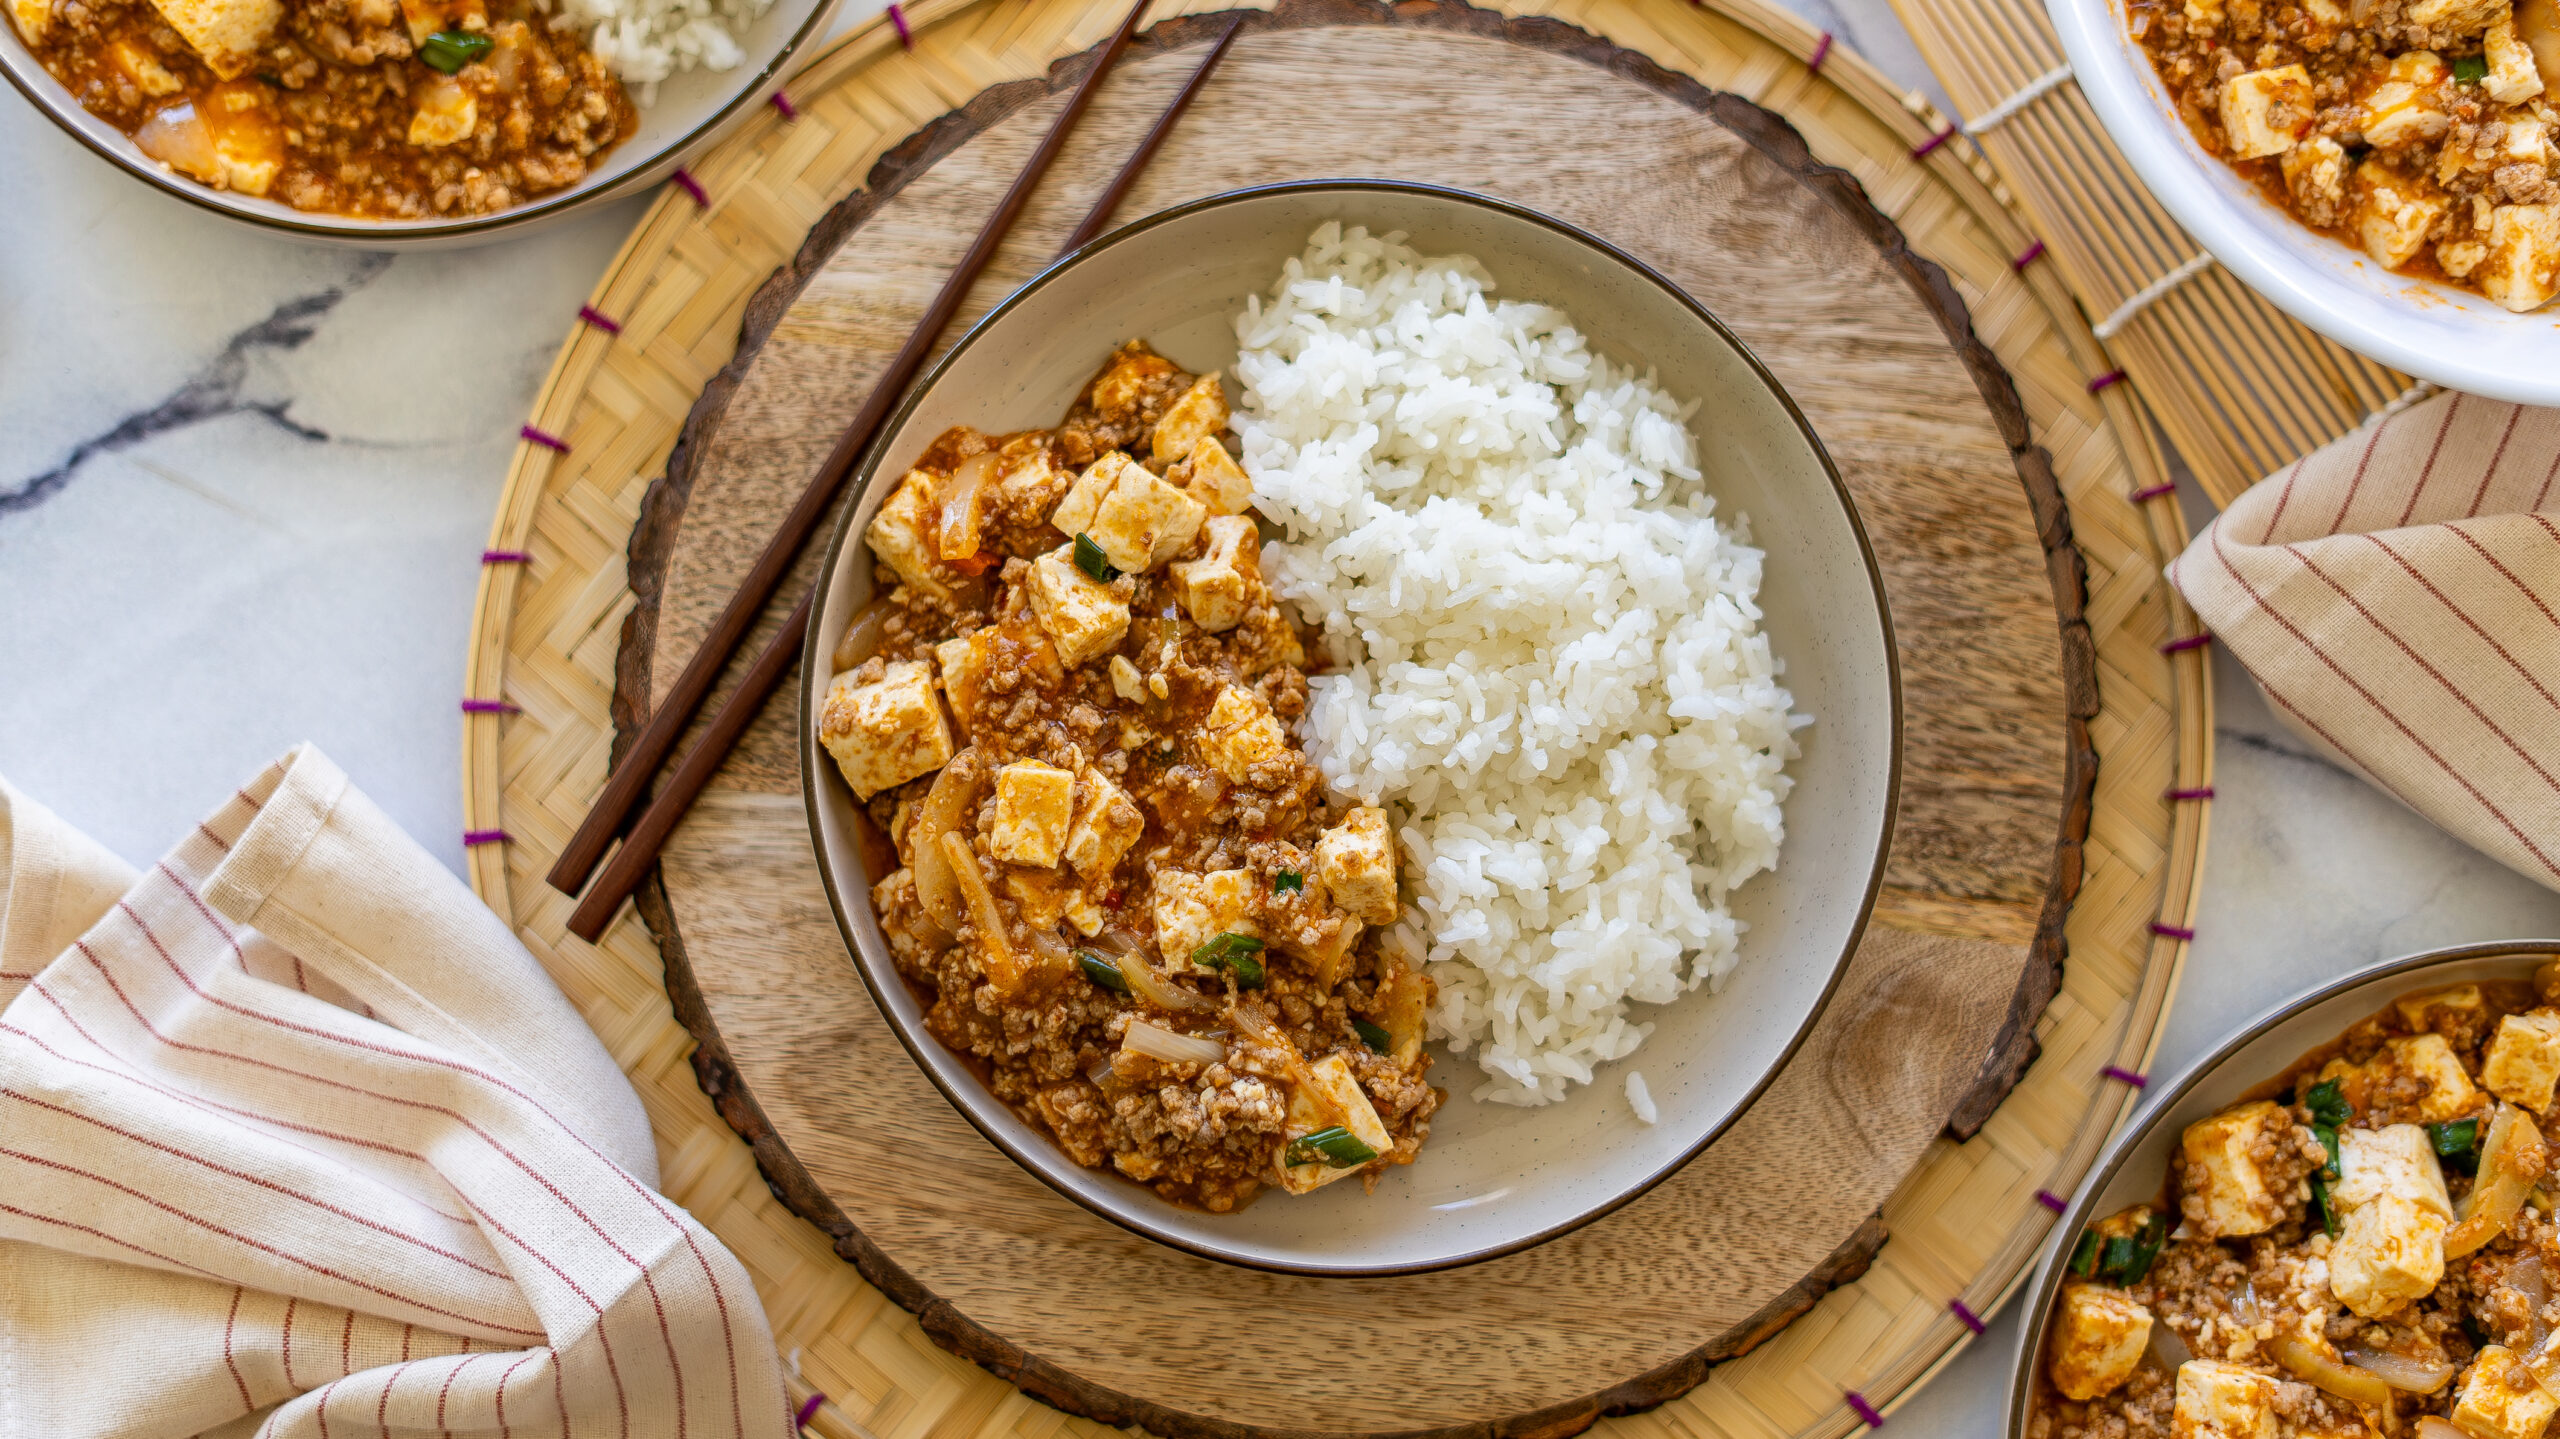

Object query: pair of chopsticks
[553,2,1245,942]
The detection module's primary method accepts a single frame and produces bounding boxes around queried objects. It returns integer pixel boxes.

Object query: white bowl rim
[0,0,840,242]
[795,176,1906,1276]
[2048,0,2560,406]
[2000,936,2560,1436]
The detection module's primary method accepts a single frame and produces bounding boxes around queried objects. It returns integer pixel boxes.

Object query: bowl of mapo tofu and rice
[799,181,1901,1274]
[2012,941,2560,1439]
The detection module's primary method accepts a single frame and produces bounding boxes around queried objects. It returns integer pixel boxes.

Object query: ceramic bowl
[0,0,838,246]
[2050,0,2560,404]
[2004,939,2560,1436]
[800,179,1902,1275]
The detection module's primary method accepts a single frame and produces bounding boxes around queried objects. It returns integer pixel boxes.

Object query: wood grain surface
[615,4,2095,1434]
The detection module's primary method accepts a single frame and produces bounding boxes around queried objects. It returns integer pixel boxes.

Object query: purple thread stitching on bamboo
[2012,238,2047,271]
[1845,1392,1885,1429]
[2102,1066,2148,1087]
[519,425,569,453]
[888,2,910,45]
[481,550,529,563]
[2036,1190,2067,1213]
[461,700,519,714]
[671,168,710,206]
[1948,1299,1986,1335]
[577,304,621,334]
[795,1394,826,1430]
[2088,369,2128,393]
[2161,634,2212,653]
[1911,123,1957,158]
[2167,786,2215,800]
[771,89,799,119]
[463,830,509,846]
[2132,482,2177,501]
[1807,31,1833,71]
[2152,922,2197,940]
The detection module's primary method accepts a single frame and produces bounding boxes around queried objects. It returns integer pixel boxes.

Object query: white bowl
[799,180,1902,1274]
[2004,939,2560,1435]
[2050,0,2560,403]
[0,0,837,246]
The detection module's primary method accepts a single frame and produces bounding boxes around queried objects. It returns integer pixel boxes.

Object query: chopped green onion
[2124,1211,2168,1283]
[1076,950,1129,994]
[2311,1171,2341,1239]
[2303,1077,2350,1129]
[1190,932,1266,988]
[2097,1236,2138,1282]
[2068,1229,2101,1277]
[1285,1126,1379,1168]
[418,28,491,73]
[2314,1122,2341,1179]
[1353,1017,1392,1052]
[1073,533,1120,583]
[2455,53,2489,84]
[1273,869,1304,895]
[2432,1116,2480,1156]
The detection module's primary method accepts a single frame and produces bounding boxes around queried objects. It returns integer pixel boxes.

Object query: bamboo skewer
[546,0,1155,900]
[563,16,1246,942]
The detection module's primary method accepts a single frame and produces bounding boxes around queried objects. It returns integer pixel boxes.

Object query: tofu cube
[2333,1192,2448,1316]
[1151,372,1228,463]
[2221,65,2315,159]
[1152,869,1258,971]
[2483,203,2560,312]
[2184,0,2224,29]
[1170,515,1262,634]
[2398,1032,2485,1121]
[2485,1009,2560,1110]
[1089,465,1208,575]
[2399,982,2490,1033]
[1027,545,1131,668]
[408,76,476,148]
[147,0,279,76]
[933,634,979,738]
[990,761,1075,868]
[108,37,183,93]
[2353,161,2450,269]
[1277,1052,1394,1194]
[398,0,485,42]
[2456,1345,2560,1439]
[2489,9,2547,101]
[2362,54,2452,150]
[867,470,954,601]
[818,661,955,800]
[1183,436,1254,516]
[1199,685,1290,786]
[2179,1100,2299,1237]
[1315,806,1400,926]
[2411,0,2504,34]
[2050,1284,2154,1402]
[2173,1360,2280,1439]
[1062,889,1104,937]
[1063,767,1144,878]
[2337,1123,2455,1220]
[1050,451,1137,541]
[2284,135,2350,211]
[9,0,48,40]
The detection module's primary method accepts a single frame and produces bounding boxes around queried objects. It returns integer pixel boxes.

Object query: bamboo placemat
[459,1,2213,1434]
[1886,0,2419,504]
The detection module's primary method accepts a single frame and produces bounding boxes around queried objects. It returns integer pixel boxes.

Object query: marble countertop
[8,2,2560,1432]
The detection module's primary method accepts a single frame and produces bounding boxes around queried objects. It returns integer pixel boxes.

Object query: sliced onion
[2145,1322,2193,1374]
[831,597,895,674]
[2340,1348,2456,1395]
[2420,1418,2468,1439]
[941,830,1020,993]
[907,750,985,937]
[1228,999,1314,1088]
[2270,1334,2394,1409]
[935,451,997,562]
[1082,926,1213,1013]
[1122,1020,1225,1066]
[2450,1103,2547,1258]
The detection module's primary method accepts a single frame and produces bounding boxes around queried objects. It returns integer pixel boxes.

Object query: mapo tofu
[819,340,1440,1213]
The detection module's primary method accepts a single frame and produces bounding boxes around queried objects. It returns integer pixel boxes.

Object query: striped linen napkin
[2170,391,2560,890]
[0,744,790,1439]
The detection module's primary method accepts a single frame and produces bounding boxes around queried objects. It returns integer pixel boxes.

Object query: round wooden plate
[460,1,2211,1436]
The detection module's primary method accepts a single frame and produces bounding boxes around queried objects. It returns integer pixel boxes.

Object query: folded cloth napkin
[0,744,789,1439]
[2170,391,2560,890]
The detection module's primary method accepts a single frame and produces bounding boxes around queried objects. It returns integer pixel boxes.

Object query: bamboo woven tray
[460,1,2213,1435]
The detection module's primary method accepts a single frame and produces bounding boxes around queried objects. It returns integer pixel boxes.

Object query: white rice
[556,0,768,98]
[1231,223,1808,1107]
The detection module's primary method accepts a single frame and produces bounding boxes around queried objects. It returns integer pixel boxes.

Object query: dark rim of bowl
[2002,937,2560,1436]
[0,0,841,241]
[797,176,1904,1276]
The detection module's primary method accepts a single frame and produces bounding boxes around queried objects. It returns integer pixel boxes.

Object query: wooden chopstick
[563,16,1244,943]
[545,0,1155,899]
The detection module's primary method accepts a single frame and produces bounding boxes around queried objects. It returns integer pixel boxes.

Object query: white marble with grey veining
[5,2,2552,1432]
